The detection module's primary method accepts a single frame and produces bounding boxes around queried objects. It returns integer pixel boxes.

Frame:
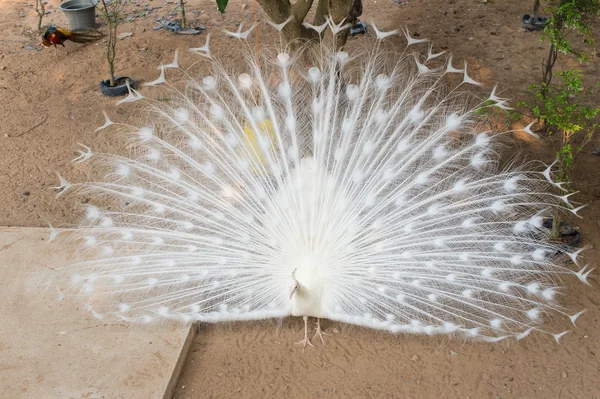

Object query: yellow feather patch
[240,119,277,172]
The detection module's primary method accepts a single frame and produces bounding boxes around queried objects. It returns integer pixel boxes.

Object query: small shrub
[99,0,128,87]
[519,70,600,182]
[539,0,600,91]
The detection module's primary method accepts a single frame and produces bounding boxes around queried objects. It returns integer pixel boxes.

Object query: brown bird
[41,25,103,55]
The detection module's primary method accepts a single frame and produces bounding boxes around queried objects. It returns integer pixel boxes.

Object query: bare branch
[35,0,45,32]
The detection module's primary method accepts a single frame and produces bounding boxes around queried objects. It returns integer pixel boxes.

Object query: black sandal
[542,218,581,247]
[522,14,549,31]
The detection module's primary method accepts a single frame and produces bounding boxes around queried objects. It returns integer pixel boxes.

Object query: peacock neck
[290,255,326,318]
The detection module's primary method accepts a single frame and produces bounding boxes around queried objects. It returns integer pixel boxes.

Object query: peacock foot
[295,315,314,350]
[313,318,330,345]
[295,336,314,349]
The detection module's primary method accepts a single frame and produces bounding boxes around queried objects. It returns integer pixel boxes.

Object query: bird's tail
[69,29,104,44]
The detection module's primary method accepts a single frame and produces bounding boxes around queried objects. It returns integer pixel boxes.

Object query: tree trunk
[180,0,187,29]
[532,0,540,17]
[255,0,362,49]
[313,0,328,25]
[541,1,566,95]
[35,0,45,32]
[322,0,362,48]
[107,23,117,86]
[256,0,313,43]
[542,43,558,92]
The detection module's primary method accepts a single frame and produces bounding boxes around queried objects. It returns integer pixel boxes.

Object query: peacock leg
[313,318,330,345]
[294,315,314,349]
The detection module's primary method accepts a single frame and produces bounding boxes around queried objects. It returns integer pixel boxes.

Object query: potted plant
[98,0,135,96]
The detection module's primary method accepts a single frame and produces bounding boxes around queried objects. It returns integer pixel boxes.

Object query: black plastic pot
[100,76,136,97]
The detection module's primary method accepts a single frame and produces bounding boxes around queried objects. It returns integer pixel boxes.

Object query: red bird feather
[42,26,103,51]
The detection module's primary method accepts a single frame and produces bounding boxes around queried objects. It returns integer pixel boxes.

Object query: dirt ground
[1,0,599,397]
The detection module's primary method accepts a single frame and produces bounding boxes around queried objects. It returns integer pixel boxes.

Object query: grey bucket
[59,0,98,30]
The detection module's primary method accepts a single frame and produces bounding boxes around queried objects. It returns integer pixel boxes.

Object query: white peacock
[53,19,590,348]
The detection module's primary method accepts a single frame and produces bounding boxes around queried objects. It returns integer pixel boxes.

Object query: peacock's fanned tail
[54,21,589,342]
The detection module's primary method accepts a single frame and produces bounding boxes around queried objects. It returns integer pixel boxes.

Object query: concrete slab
[0,227,193,399]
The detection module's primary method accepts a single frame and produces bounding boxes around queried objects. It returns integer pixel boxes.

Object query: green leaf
[216,0,228,13]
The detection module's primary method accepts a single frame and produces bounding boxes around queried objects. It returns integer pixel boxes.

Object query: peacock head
[289,268,299,299]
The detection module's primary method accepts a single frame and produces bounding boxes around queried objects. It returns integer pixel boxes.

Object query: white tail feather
[144,66,166,86]
[116,80,144,106]
[303,21,329,34]
[401,26,429,46]
[371,23,399,39]
[267,16,294,32]
[55,30,587,342]
[189,33,211,58]
[96,110,114,132]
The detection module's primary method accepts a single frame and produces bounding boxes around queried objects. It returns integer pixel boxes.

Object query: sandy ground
[1,0,599,397]
[175,309,600,398]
